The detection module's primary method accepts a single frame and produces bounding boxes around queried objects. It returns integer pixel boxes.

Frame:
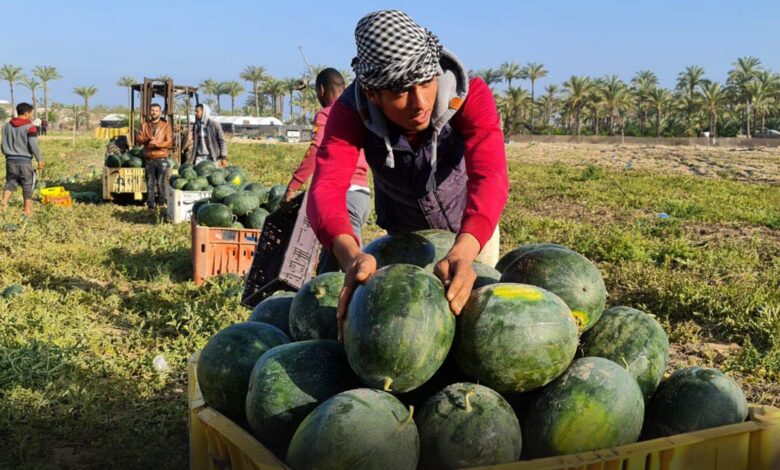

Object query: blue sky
[1,0,777,109]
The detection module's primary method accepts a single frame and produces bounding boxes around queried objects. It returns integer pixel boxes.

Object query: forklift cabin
[129,78,199,164]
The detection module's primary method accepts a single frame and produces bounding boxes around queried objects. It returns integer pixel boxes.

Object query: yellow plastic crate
[102,166,147,201]
[187,352,780,470]
[40,186,68,198]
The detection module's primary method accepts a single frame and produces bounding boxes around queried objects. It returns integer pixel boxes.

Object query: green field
[0,135,778,469]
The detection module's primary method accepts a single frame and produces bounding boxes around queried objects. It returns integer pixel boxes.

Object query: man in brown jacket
[135,103,173,210]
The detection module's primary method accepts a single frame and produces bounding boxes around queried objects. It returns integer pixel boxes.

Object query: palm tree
[224,81,245,115]
[646,87,672,137]
[284,77,300,121]
[727,56,762,137]
[499,61,522,89]
[676,66,707,136]
[215,82,231,114]
[32,65,61,121]
[473,69,503,89]
[541,84,559,127]
[0,65,24,116]
[563,75,594,136]
[240,65,268,117]
[155,75,173,83]
[498,87,532,136]
[599,75,633,135]
[262,79,287,118]
[339,69,354,86]
[520,62,547,131]
[700,81,726,137]
[117,76,136,113]
[631,70,658,133]
[73,85,98,129]
[199,79,219,110]
[21,76,40,118]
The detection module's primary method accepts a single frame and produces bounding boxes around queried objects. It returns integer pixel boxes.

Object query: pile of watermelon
[196,232,749,469]
[182,161,287,230]
[104,146,146,169]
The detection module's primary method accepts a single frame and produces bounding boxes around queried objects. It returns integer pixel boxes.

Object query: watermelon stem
[401,406,414,427]
[464,390,475,413]
[383,377,393,392]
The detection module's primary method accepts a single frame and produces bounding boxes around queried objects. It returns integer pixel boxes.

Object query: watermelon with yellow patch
[500,246,606,332]
[455,283,578,393]
[522,357,644,458]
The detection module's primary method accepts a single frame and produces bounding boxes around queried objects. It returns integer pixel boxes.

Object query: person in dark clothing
[2,102,45,217]
[135,103,173,210]
[188,104,228,167]
[40,118,48,136]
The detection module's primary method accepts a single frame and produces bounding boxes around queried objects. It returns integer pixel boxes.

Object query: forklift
[103,78,199,201]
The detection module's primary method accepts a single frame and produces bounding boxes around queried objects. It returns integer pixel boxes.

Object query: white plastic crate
[167,185,212,224]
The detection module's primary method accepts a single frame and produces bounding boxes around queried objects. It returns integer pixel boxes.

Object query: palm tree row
[478,56,780,138]
[1,64,62,119]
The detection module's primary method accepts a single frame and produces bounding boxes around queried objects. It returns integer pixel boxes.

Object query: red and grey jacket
[307,49,508,250]
[1,118,43,163]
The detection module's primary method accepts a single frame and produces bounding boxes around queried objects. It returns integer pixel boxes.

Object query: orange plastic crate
[192,222,261,286]
[42,191,72,207]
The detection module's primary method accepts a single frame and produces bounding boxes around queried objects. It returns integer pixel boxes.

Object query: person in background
[1,102,45,217]
[40,117,48,136]
[135,103,173,211]
[306,10,508,339]
[188,103,227,167]
[283,68,371,274]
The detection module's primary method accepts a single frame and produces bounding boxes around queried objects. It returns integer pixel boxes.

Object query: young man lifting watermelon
[306,10,508,338]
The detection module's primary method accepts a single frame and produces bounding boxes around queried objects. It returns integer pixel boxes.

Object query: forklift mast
[128,78,199,164]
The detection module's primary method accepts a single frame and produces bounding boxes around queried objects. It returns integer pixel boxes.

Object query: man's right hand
[37,161,45,170]
[332,234,377,342]
[336,252,377,342]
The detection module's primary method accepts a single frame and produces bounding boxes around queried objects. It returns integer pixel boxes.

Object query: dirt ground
[507,142,780,185]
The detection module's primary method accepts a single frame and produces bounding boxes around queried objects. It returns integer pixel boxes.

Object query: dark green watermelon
[180,168,198,180]
[71,191,101,204]
[127,156,144,168]
[120,153,132,167]
[286,389,419,470]
[288,272,344,341]
[196,322,289,423]
[195,160,216,176]
[1,284,23,298]
[129,146,144,157]
[168,175,181,187]
[248,292,295,336]
[197,203,234,227]
[211,184,236,202]
[344,264,455,393]
[230,221,244,229]
[224,191,260,217]
[414,229,456,262]
[179,162,194,173]
[581,306,669,401]
[208,170,226,186]
[244,183,268,202]
[191,198,211,220]
[500,246,606,332]
[182,181,200,191]
[172,177,188,190]
[242,208,270,229]
[105,154,122,168]
[495,243,568,273]
[246,340,360,459]
[455,283,578,393]
[642,366,748,439]
[472,261,501,289]
[417,383,522,469]
[523,357,644,458]
[262,184,286,213]
[363,233,436,269]
[193,177,210,190]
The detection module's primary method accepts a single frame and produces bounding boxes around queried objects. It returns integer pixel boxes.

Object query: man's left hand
[433,233,481,315]
[218,159,228,168]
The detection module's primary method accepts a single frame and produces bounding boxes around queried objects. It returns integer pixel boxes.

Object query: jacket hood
[197,104,212,123]
[10,117,32,128]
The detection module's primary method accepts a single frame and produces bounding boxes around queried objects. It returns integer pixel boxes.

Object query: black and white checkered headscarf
[351,10,443,91]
